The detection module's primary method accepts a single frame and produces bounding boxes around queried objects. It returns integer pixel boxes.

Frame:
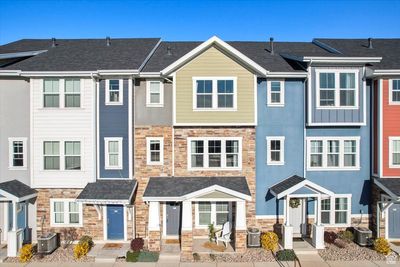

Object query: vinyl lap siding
[175,46,255,124]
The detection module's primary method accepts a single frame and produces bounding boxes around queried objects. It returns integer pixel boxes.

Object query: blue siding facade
[99,79,130,178]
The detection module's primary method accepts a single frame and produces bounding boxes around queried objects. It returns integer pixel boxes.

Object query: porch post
[148,202,161,251]
[285,196,290,226]
[235,200,247,253]
[283,196,293,249]
[316,194,322,226]
[312,194,324,249]
[12,201,17,231]
[7,201,19,257]
[181,201,193,260]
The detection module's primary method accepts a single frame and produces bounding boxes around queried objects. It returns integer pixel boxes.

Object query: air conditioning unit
[354,227,372,246]
[247,228,261,247]
[37,233,58,254]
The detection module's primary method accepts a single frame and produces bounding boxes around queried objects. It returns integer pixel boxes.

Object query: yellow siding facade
[175,45,255,124]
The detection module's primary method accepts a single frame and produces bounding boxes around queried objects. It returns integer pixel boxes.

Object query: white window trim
[50,198,83,227]
[306,136,360,171]
[389,79,400,105]
[105,79,123,105]
[267,80,285,107]
[42,78,84,109]
[64,78,82,109]
[315,69,359,109]
[187,137,242,171]
[104,137,123,170]
[8,137,28,170]
[192,77,237,111]
[319,194,352,227]
[389,136,400,168]
[146,137,164,165]
[266,136,285,165]
[146,80,164,107]
[42,139,83,171]
[194,202,232,229]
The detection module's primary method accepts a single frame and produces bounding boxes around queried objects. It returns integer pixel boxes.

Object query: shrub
[276,249,297,261]
[334,238,348,248]
[193,253,201,262]
[61,228,78,248]
[78,235,93,248]
[138,251,159,262]
[374,238,391,255]
[126,251,140,262]
[261,231,279,252]
[324,231,338,244]
[208,224,216,242]
[73,241,90,259]
[130,238,144,251]
[19,244,33,263]
[337,230,354,243]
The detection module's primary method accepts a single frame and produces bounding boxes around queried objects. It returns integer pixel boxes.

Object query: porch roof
[269,175,334,199]
[0,180,37,202]
[374,178,400,199]
[143,176,251,201]
[76,179,137,204]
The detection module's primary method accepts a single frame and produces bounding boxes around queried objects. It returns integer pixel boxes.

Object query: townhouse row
[0,36,399,257]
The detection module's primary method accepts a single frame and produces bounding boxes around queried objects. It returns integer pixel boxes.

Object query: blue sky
[0,0,399,45]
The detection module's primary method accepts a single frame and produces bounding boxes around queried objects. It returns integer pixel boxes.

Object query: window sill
[188,167,242,171]
[105,166,123,170]
[146,103,164,108]
[267,162,285,166]
[316,106,359,110]
[267,103,285,107]
[389,101,400,105]
[193,108,237,112]
[50,223,83,228]
[8,167,27,171]
[105,102,123,106]
[147,162,164,166]
[38,107,85,110]
[307,167,360,171]
[389,165,400,169]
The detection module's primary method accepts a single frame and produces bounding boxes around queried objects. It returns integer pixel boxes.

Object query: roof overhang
[0,50,48,60]
[270,176,334,199]
[281,53,382,64]
[266,72,307,78]
[372,69,400,76]
[161,35,267,76]
[374,178,400,200]
[0,180,37,202]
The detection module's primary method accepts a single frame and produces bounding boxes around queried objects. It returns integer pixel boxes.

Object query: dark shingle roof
[0,180,37,198]
[270,175,306,195]
[375,178,400,197]
[0,38,160,71]
[143,176,251,197]
[77,179,137,201]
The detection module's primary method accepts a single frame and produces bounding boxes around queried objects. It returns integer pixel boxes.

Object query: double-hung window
[319,196,351,226]
[64,79,81,108]
[8,138,27,169]
[390,79,400,104]
[321,199,331,224]
[198,202,212,226]
[146,137,164,165]
[146,81,164,107]
[104,137,123,169]
[266,137,285,165]
[267,80,285,106]
[196,202,231,227]
[188,137,241,170]
[44,141,60,170]
[43,79,60,108]
[335,198,348,224]
[316,70,358,108]
[193,77,236,110]
[389,137,400,168]
[50,199,82,227]
[65,141,81,170]
[106,79,123,105]
[307,137,360,170]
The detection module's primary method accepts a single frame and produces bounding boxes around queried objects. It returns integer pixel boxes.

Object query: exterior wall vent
[270,37,274,55]
[106,36,111,46]
[368,38,373,49]
[51,38,56,48]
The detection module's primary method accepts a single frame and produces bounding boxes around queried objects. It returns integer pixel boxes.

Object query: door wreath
[289,198,301,208]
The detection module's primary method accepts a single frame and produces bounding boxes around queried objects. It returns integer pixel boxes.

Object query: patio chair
[215,221,231,248]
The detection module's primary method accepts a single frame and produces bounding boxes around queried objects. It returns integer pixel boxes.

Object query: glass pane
[320,73,335,88]
[335,198,348,210]
[344,140,356,153]
[109,141,118,153]
[271,151,280,162]
[271,140,280,150]
[216,213,229,225]
[321,199,330,210]
[328,141,339,153]
[335,211,347,224]
[271,81,281,92]
[226,154,238,167]
[340,73,355,89]
[54,202,64,212]
[55,213,64,223]
[199,213,211,225]
[209,155,221,167]
[393,140,400,152]
[13,158,24,167]
[344,154,356,167]
[44,95,60,107]
[44,156,60,170]
[150,93,160,104]
[320,90,335,106]
[151,151,160,162]
[109,91,119,102]
[198,203,211,212]
[191,141,203,153]
[197,95,212,108]
[109,80,119,90]
[69,202,78,212]
[65,79,80,93]
[150,141,160,151]
[69,213,79,224]
[65,156,81,170]
[109,154,119,166]
[327,154,339,167]
[321,211,330,224]
[226,140,238,153]
[65,95,80,107]
[149,81,160,93]
[311,154,322,167]
[216,203,229,212]
[44,79,59,93]
[208,141,221,153]
[271,92,281,103]
[311,141,323,153]
[218,95,233,108]
[191,155,203,167]
[393,153,400,165]
[340,90,355,106]
[197,80,212,94]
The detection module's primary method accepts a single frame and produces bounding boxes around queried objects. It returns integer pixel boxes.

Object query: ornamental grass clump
[19,244,33,263]
[374,238,391,255]
[261,231,279,252]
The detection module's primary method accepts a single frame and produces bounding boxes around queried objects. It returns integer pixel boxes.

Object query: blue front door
[389,203,400,239]
[107,205,124,240]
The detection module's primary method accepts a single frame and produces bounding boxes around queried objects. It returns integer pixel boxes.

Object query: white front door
[289,198,306,237]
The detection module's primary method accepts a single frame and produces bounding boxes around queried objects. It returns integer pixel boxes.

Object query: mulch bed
[5,246,95,263]
[182,248,275,262]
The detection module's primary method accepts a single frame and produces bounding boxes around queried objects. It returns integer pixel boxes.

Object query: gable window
[188,137,241,170]
[146,137,164,165]
[307,137,360,170]
[390,79,400,104]
[8,138,27,169]
[266,136,285,165]
[193,77,237,110]
[389,137,400,168]
[104,137,123,169]
[146,81,164,107]
[319,196,351,226]
[44,141,60,170]
[267,80,285,106]
[196,202,231,227]
[65,141,81,170]
[105,79,123,105]
[65,79,81,108]
[43,79,60,108]
[50,199,82,227]
[316,70,358,108]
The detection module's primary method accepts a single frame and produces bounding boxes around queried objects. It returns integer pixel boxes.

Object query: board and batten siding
[175,46,255,124]
[309,66,365,124]
[31,78,96,188]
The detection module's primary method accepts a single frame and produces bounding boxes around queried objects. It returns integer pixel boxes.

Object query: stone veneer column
[235,200,247,253]
[181,201,193,259]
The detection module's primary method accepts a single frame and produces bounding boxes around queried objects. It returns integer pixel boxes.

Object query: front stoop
[292,239,318,255]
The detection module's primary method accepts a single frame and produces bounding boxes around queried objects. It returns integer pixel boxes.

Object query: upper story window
[389,137,400,168]
[307,137,360,170]
[64,79,81,108]
[8,137,27,170]
[65,141,81,170]
[193,77,237,110]
[266,136,285,165]
[44,141,60,170]
[43,140,81,171]
[267,80,285,106]
[316,70,358,109]
[390,79,400,104]
[146,81,164,107]
[105,79,123,105]
[188,137,241,170]
[43,79,60,108]
[104,137,123,170]
[146,137,164,165]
